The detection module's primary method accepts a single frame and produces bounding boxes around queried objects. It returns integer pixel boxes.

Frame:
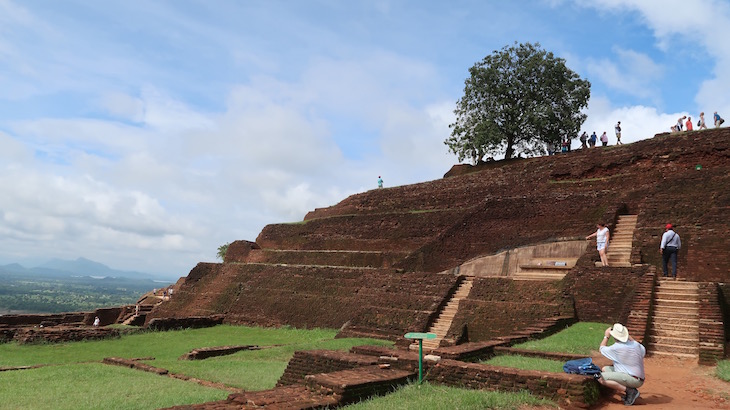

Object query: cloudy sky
[1,0,728,278]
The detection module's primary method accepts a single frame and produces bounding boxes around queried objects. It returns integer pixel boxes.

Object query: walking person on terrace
[699,112,708,130]
[660,223,681,279]
[586,222,610,266]
[615,121,623,144]
[597,323,645,406]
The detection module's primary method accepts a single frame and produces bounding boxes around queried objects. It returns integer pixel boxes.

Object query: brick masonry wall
[698,282,726,364]
[446,278,573,343]
[426,359,600,408]
[276,350,379,387]
[564,261,650,324]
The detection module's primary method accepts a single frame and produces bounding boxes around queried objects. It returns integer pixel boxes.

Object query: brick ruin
[5,129,730,407]
[149,129,730,345]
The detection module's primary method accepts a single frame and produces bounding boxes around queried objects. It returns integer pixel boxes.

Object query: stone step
[649,350,698,359]
[654,298,699,307]
[652,329,697,339]
[512,273,566,281]
[652,310,699,319]
[652,322,698,332]
[650,342,699,355]
[594,262,632,267]
[654,292,699,301]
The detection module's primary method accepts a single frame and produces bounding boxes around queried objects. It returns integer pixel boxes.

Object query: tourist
[377,176,383,189]
[168,288,174,298]
[660,223,681,279]
[586,222,610,266]
[677,116,686,131]
[714,111,724,127]
[135,304,140,316]
[600,132,608,146]
[589,132,597,148]
[699,112,708,130]
[686,116,693,131]
[597,323,645,406]
[580,132,588,149]
[615,121,622,144]
[93,316,100,327]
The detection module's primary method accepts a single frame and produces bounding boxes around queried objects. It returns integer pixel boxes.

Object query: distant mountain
[0,258,170,280]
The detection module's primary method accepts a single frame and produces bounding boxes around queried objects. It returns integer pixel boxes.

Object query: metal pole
[418,338,423,383]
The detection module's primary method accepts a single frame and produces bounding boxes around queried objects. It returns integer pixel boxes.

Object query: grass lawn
[482,354,565,373]
[344,382,557,410]
[0,325,391,409]
[511,322,609,355]
[0,363,228,410]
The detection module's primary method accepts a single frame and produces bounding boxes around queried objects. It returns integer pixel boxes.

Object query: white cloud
[584,47,664,101]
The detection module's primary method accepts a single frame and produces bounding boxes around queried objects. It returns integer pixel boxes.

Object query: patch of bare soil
[532,355,730,409]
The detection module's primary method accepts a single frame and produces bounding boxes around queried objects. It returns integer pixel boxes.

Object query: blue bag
[563,357,601,376]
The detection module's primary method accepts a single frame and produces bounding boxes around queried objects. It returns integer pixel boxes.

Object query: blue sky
[1,0,729,278]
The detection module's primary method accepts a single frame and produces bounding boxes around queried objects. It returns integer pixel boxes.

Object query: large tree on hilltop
[446,42,590,162]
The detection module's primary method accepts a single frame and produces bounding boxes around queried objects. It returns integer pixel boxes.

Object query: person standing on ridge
[714,111,724,127]
[600,131,609,146]
[660,223,681,279]
[586,222,610,266]
[589,131,597,148]
[615,121,622,144]
[686,116,693,131]
[580,132,588,149]
[377,176,383,189]
[699,112,708,130]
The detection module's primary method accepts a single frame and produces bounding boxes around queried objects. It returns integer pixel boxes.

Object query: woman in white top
[586,222,610,266]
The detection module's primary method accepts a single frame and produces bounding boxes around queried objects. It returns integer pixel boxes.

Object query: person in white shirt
[586,222,610,266]
[597,323,645,406]
[660,223,682,278]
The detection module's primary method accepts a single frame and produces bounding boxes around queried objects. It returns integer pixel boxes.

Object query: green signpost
[404,332,436,383]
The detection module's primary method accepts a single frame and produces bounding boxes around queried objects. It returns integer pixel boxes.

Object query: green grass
[0,363,228,410]
[482,355,565,373]
[0,325,392,409]
[511,322,609,355]
[344,382,556,410]
[717,360,730,382]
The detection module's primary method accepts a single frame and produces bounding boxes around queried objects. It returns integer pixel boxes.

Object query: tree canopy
[446,42,590,162]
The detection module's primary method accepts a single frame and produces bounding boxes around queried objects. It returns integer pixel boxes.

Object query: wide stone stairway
[411,276,474,351]
[648,279,700,359]
[596,214,637,267]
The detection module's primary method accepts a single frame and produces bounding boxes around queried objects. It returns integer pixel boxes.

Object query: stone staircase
[514,257,574,281]
[410,277,473,351]
[648,279,700,358]
[596,214,637,267]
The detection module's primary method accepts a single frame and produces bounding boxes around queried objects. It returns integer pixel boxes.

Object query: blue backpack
[563,357,602,376]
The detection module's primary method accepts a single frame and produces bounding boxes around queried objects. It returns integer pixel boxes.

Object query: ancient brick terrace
[148,128,730,360]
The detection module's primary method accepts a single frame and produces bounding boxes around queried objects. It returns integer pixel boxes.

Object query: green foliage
[446,42,590,162]
[512,322,609,355]
[717,360,730,381]
[344,382,556,409]
[0,273,157,313]
[216,242,230,261]
[482,354,565,372]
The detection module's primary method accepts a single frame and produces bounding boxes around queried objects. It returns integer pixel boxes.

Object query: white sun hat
[610,323,629,343]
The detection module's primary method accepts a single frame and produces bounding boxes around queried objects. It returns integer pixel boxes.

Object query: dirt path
[591,355,729,409]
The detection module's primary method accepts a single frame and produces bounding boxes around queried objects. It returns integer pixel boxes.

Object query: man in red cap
[660,224,681,278]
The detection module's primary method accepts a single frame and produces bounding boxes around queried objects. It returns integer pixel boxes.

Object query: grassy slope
[0,325,391,410]
[511,322,609,355]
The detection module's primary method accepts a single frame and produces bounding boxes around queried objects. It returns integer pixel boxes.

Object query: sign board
[404,332,437,340]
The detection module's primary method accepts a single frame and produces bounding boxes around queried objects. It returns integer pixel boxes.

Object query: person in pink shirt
[686,116,693,131]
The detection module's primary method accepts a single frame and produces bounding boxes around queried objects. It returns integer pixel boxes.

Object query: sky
[1,0,729,278]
